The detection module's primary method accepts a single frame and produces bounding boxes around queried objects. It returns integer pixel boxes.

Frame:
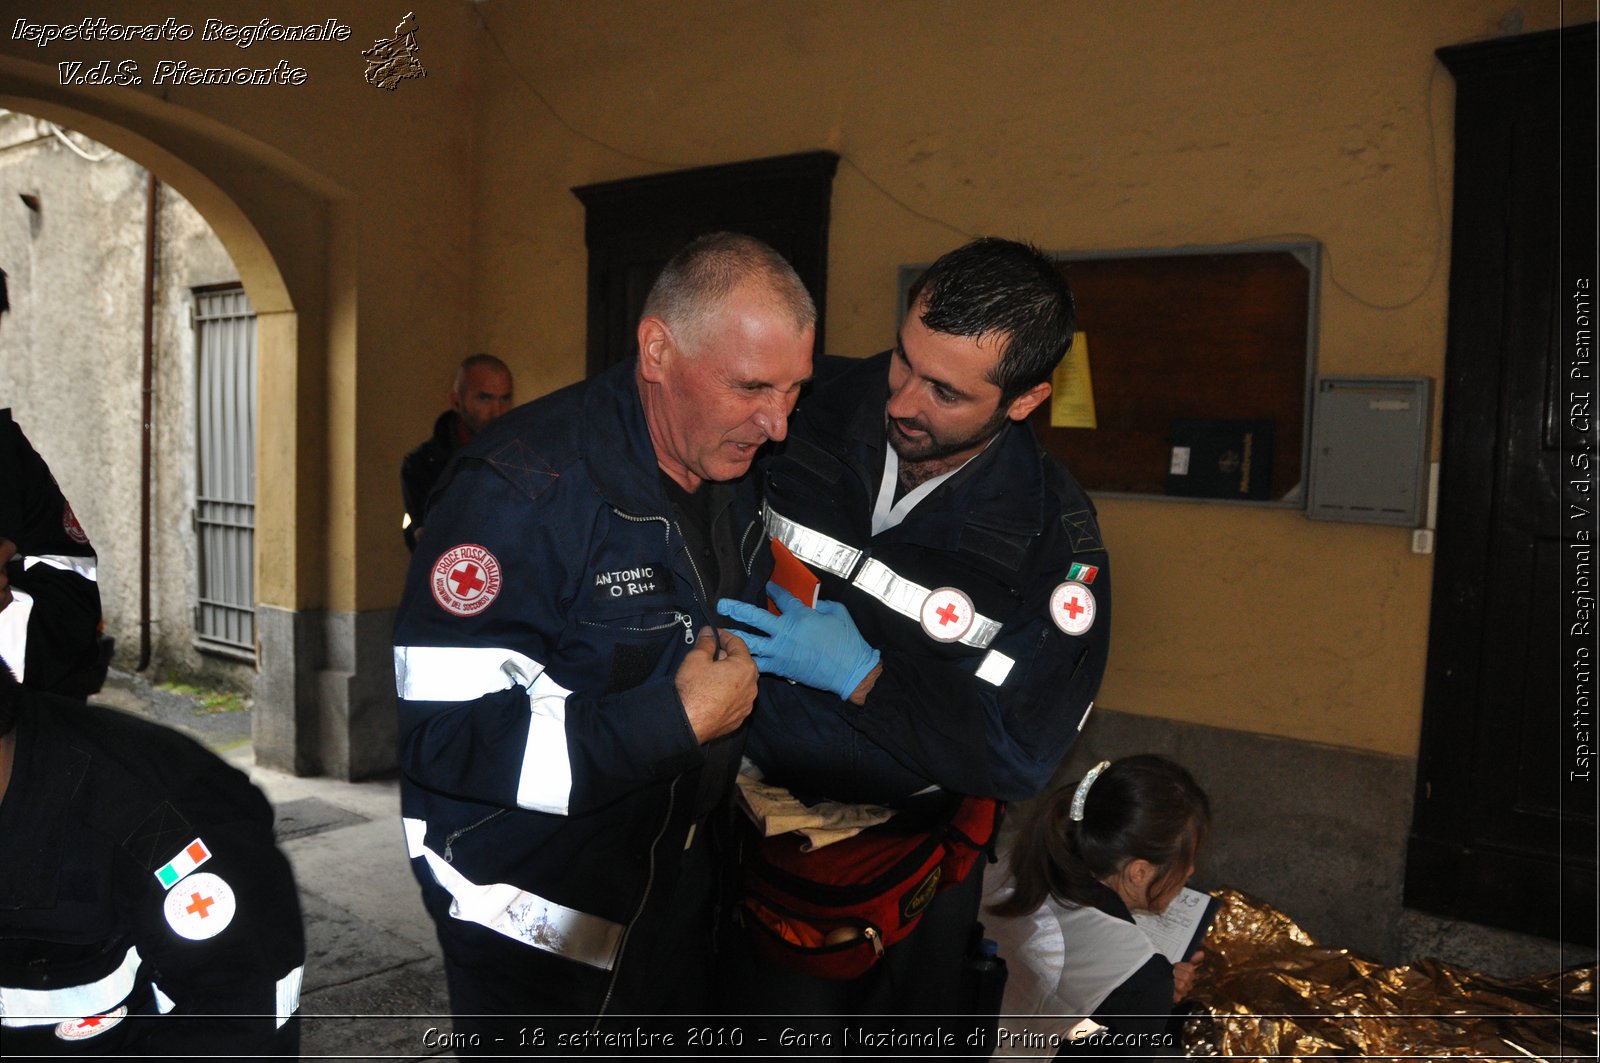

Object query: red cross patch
[62,501,89,545]
[55,1005,127,1041]
[162,871,236,940]
[431,544,503,618]
[1049,581,1097,636]
[919,587,975,643]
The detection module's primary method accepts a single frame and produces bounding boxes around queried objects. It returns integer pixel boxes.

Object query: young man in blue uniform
[719,237,1112,1025]
[392,233,815,1044]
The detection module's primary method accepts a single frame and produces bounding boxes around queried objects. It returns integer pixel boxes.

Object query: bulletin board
[899,242,1319,504]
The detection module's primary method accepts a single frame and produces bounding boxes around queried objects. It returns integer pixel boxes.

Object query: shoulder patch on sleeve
[163,872,236,940]
[484,439,561,503]
[153,838,213,890]
[1061,509,1103,554]
[62,500,90,544]
[122,800,197,875]
[431,545,503,616]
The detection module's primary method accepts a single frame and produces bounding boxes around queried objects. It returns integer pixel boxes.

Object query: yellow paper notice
[1050,331,1097,429]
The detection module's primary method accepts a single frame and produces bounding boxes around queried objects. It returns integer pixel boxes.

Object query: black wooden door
[572,152,837,377]
[1406,24,1597,945]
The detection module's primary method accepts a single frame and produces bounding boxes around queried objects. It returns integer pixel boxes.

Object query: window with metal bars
[192,285,256,658]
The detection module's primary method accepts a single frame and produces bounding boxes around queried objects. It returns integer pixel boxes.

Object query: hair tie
[1069,760,1111,822]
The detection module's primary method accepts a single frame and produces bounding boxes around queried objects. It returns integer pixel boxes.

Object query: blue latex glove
[716,583,881,701]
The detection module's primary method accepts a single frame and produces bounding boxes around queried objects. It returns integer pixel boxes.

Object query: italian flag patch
[154,838,212,890]
[1067,562,1099,584]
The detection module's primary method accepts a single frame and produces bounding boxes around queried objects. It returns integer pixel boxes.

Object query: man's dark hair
[906,237,1076,403]
[990,754,1211,918]
[1,266,9,316]
[453,352,511,392]
[458,352,509,376]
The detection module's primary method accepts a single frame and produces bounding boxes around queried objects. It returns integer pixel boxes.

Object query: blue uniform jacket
[0,693,304,1055]
[747,353,1111,804]
[393,359,772,1010]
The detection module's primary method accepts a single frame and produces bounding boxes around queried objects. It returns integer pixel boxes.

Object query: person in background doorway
[401,352,514,551]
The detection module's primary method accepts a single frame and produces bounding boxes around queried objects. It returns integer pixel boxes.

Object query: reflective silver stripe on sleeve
[851,558,1001,649]
[394,645,545,702]
[403,818,624,970]
[1078,701,1095,731]
[394,646,575,816]
[974,649,1016,687]
[275,966,304,1028]
[0,945,140,1028]
[152,982,175,1014]
[514,666,575,815]
[0,588,34,683]
[764,505,862,579]
[22,554,98,582]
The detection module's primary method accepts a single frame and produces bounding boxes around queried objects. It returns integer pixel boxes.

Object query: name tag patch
[592,564,671,602]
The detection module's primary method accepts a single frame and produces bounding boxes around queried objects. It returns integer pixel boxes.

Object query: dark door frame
[572,151,838,377]
[1406,23,1597,945]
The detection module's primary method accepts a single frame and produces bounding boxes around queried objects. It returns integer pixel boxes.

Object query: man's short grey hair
[641,232,816,351]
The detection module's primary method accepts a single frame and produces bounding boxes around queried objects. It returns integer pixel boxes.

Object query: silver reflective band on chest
[765,507,1001,649]
[852,559,1002,649]
[0,945,140,1028]
[763,506,862,579]
[403,818,624,971]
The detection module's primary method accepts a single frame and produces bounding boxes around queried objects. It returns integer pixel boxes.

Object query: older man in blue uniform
[393,233,815,1045]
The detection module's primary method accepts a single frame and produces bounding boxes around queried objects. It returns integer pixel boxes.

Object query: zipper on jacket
[613,509,672,546]
[614,506,722,645]
[594,775,679,1024]
[739,516,763,576]
[442,809,508,863]
[578,613,694,644]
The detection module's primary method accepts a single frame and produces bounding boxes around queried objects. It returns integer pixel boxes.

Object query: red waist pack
[738,796,1003,980]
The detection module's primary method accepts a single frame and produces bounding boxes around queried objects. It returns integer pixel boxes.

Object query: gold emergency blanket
[1182,889,1595,1060]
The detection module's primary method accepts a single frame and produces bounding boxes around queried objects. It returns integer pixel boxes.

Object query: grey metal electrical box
[1306,377,1432,526]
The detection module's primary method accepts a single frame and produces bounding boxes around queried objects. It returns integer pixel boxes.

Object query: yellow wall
[0,0,1574,757]
[466,0,1562,756]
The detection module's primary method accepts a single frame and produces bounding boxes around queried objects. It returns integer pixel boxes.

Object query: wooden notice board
[901,243,1319,503]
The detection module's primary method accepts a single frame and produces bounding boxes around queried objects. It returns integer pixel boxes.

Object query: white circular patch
[919,586,975,642]
[56,1006,127,1041]
[1050,581,1097,636]
[163,871,236,941]
[430,544,503,617]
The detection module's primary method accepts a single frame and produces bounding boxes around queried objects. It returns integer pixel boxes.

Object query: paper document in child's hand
[1132,887,1220,964]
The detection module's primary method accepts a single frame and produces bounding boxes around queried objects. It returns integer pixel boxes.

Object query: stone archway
[0,68,362,778]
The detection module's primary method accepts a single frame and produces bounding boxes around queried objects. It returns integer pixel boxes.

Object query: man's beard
[885,404,1010,466]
